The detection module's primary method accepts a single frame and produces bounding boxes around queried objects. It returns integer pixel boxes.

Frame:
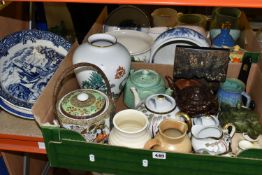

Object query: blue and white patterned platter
[0,98,33,119]
[0,29,71,119]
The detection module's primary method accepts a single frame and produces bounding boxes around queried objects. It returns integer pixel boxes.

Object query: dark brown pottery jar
[174,82,219,117]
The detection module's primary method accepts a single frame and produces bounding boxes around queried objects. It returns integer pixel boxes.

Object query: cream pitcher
[144,117,192,153]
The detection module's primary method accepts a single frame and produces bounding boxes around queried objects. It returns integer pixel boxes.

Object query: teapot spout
[130,87,141,108]
[165,88,173,96]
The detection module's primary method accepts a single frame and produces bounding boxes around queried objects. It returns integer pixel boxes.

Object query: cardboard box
[32,7,262,175]
[0,16,28,39]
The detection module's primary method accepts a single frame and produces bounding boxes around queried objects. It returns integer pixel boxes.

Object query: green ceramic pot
[123,69,172,109]
[211,7,241,29]
[217,78,251,108]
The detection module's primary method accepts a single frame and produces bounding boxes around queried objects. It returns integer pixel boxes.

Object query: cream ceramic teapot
[131,88,191,136]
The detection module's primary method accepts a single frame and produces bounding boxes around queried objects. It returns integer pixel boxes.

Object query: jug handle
[223,123,236,138]
[175,112,192,132]
[144,138,160,150]
[165,76,175,89]
[177,12,183,18]
[241,91,251,108]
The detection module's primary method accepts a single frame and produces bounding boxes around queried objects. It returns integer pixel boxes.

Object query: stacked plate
[0,29,71,119]
[103,5,150,33]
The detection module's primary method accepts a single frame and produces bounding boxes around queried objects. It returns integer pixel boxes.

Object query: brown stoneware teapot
[166,77,218,117]
[175,83,219,117]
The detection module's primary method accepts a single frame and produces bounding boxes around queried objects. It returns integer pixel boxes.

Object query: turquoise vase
[212,28,235,47]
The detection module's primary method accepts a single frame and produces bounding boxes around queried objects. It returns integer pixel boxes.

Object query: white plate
[150,27,210,65]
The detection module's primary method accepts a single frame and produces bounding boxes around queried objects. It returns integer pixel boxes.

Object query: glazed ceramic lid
[145,94,176,114]
[131,69,162,88]
[59,89,106,119]
[220,78,245,93]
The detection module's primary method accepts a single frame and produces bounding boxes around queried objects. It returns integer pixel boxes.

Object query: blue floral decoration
[0,29,71,118]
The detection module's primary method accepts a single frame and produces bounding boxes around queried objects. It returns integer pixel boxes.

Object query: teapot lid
[220,78,245,93]
[145,94,176,114]
[131,69,161,88]
[59,89,106,119]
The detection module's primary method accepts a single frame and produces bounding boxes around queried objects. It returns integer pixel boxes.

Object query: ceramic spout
[165,88,173,96]
[130,69,135,75]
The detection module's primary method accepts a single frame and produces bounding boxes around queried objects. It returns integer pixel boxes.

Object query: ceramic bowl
[151,8,178,27]
[210,28,241,41]
[148,27,169,40]
[177,13,207,28]
[107,30,153,62]
[103,5,150,33]
[212,7,241,29]
[149,27,210,64]
[176,25,207,37]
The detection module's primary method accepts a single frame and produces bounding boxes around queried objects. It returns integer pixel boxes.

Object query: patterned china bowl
[150,27,210,65]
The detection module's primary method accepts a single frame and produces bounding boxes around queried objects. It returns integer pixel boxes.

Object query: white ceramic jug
[191,123,236,155]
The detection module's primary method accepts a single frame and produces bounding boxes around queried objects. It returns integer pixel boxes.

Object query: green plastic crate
[40,126,262,175]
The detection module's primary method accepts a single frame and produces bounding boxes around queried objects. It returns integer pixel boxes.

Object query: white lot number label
[38,142,46,149]
[152,152,166,159]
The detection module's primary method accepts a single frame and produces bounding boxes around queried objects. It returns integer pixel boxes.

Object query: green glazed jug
[123,69,172,109]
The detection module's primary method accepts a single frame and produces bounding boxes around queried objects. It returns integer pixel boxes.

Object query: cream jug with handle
[191,123,236,155]
[144,118,192,153]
